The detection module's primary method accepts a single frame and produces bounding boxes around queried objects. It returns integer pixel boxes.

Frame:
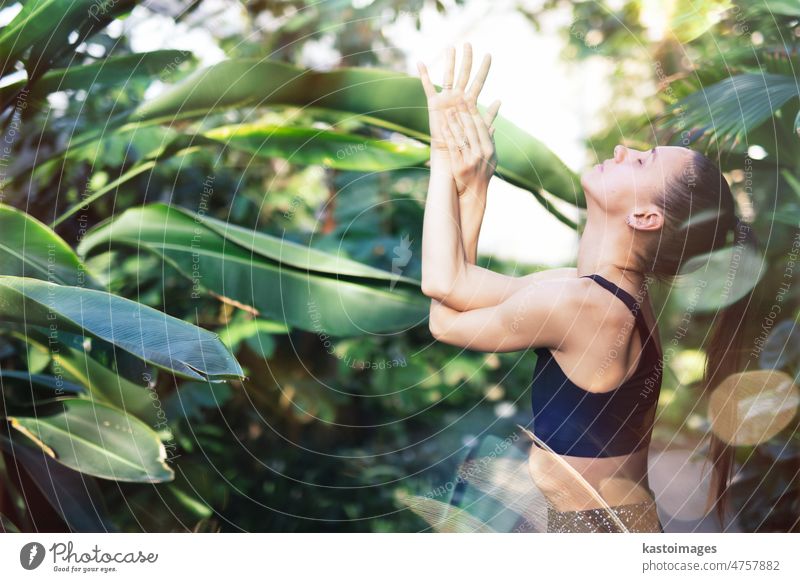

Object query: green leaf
[77,204,430,336]
[0,512,19,533]
[0,0,136,79]
[0,275,244,381]
[8,328,162,429]
[52,343,161,427]
[667,73,799,149]
[759,319,800,370]
[0,370,85,409]
[8,398,174,482]
[0,370,84,393]
[0,50,193,105]
[172,203,421,286]
[130,58,583,208]
[674,241,766,311]
[164,380,233,422]
[669,0,732,44]
[202,123,430,171]
[782,169,800,201]
[219,313,289,347]
[50,160,158,228]
[165,484,212,519]
[219,312,286,359]
[0,203,102,288]
[751,0,800,16]
[0,434,115,531]
[22,335,50,374]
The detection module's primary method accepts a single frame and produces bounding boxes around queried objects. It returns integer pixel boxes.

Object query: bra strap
[580,274,640,315]
[581,273,661,360]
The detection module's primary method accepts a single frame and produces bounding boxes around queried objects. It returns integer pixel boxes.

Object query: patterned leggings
[546,490,663,533]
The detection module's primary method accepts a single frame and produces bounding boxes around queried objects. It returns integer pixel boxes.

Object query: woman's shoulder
[520,267,577,285]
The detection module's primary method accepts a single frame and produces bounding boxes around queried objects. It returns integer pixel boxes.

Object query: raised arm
[417,44,483,307]
[418,44,576,311]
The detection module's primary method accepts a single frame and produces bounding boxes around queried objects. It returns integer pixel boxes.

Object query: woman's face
[580,144,693,215]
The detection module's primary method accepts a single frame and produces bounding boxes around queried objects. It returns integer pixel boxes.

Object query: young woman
[417,43,757,533]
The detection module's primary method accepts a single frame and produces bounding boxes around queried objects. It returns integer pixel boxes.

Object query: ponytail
[702,219,761,526]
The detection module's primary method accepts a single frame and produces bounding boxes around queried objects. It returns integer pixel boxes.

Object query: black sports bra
[530,273,663,458]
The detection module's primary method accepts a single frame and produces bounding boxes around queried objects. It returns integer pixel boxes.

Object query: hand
[441,96,499,197]
[417,42,500,156]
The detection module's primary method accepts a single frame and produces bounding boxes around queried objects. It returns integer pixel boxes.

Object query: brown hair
[644,149,760,527]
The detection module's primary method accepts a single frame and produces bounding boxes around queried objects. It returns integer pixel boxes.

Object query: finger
[455,42,472,91]
[447,108,467,148]
[442,45,455,90]
[466,53,491,102]
[480,99,501,127]
[440,114,462,164]
[466,100,493,154]
[457,100,482,156]
[416,61,437,100]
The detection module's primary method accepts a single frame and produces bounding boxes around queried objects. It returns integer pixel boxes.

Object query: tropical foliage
[0,0,797,533]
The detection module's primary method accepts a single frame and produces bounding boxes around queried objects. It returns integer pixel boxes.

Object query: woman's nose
[613,144,627,162]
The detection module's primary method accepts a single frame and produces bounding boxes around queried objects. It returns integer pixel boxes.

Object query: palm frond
[662,73,799,150]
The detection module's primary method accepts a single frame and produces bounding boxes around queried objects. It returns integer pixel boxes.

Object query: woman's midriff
[527,444,653,512]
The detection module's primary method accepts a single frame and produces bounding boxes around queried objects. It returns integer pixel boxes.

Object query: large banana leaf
[129,58,584,209]
[6,329,160,427]
[202,123,430,171]
[0,203,102,288]
[7,398,173,482]
[665,73,799,149]
[77,204,429,336]
[0,50,193,105]
[0,0,138,79]
[54,343,161,426]
[51,123,430,226]
[0,275,244,381]
[0,370,85,408]
[170,203,421,286]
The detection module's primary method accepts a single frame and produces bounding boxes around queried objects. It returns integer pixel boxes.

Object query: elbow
[428,316,440,340]
[427,301,445,340]
[421,278,446,300]
[421,279,467,310]
[421,279,438,299]
[427,306,440,339]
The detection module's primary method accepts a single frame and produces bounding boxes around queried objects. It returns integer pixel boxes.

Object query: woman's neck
[576,211,647,299]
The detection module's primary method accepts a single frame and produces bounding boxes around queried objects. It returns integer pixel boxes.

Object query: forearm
[421,156,507,312]
[421,150,469,299]
[458,188,487,264]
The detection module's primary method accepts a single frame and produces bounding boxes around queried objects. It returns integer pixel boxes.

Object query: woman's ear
[626,209,663,231]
